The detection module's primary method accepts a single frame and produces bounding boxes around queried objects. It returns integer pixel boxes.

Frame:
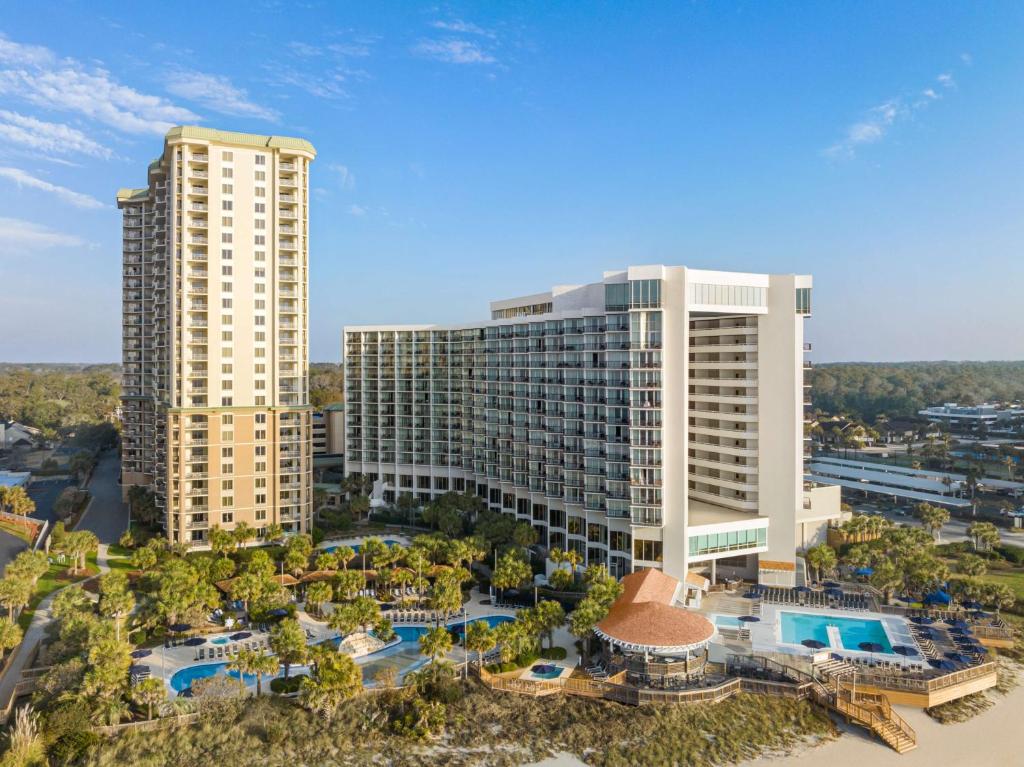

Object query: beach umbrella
[949,619,971,630]
[269,608,289,617]
[169,623,191,633]
[130,649,152,659]
[970,610,989,619]
[794,586,812,593]
[910,616,934,625]
[184,637,206,647]
[892,645,918,656]
[738,615,760,623]
[129,664,150,675]
[801,639,826,649]
[929,658,956,671]
[963,600,983,610]
[230,631,252,641]
[858,642,885,653]
[854,567,874,577]
[742,591,760,599]
[178,688,196,698]
[824,581,841,588]
[945,652,972,664]
[924,590,951,605]
[825,588,843,598]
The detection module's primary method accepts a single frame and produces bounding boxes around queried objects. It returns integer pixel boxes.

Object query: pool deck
[316,533,412,552]
[744,604,923,668]
[152,578,526,697]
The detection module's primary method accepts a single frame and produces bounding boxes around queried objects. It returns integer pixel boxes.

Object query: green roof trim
[165,126,316,156]
[323,403,345,411]
[116,187,150,202]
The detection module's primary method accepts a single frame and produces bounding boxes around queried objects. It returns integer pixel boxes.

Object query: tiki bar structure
[594,569,716,688]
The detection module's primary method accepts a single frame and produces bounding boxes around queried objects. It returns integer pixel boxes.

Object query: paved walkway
[0,544,112,718]
[77,451,129,544]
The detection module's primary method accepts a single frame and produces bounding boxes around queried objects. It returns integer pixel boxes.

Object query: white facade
[343,266,839,584]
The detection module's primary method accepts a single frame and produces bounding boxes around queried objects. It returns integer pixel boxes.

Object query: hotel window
[221,462,233,473]
[222,167,233,178]
[221,512,234,524]
[222,200,233,211]
[221,249,232,259]
[604,283,630,312]
[689,282,766,307]
[255,187,265,197]
[255,170,266,181]
[222,414,233,425]
[222,151,233,161]
[221,233,233,243]
[254,203,265,213]
[629,279,662,309]
[254,235,265,245]
[255,508,267,521]
[221,479,233,491]
[255,154,265,165]
[221,216,233,227]
[222,184,233,194]
[795,287,812,314]
[633,539,663,562]
[222,298,232,308]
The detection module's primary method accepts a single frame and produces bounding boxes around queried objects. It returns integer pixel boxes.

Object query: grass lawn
[18,551,99,631]
[105,543,135,572]
[979,569,1024,605]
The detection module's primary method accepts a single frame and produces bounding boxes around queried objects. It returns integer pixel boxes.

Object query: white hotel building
[343,266,840,586]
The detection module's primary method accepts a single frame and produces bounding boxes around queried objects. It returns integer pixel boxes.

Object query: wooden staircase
[812,658,917,753]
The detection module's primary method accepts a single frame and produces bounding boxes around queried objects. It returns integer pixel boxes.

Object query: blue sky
[0,1,1022,363]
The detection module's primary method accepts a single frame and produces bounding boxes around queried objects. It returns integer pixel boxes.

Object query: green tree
[869,560,902,604]
[130,545,158,572]
[958,553,988,578]
[228,648,279,696]
[304,581,333,618]
[464,620,496,668]
[492,550,532,602]
[131,677,167,720]
[333,569,365,602]
[298,645,362,721]
[314,551,337,572]
[0,578,32,621]
[804,543,837,582]
[0,485,35,516]
[917,503,950,542]
[98,572,135,642]
[0,617,23,656]
[967,521,1000,552]
[56,529,98,574]
[269,618,308,679]
[209,526,235,559]
[333,545,355,571]
[418,625,453,663]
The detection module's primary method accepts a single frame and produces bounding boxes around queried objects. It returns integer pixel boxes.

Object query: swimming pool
[210,637,229,645]
[325,539,402,554]
[169,662,260,692]
[713,615,742,629]
[779,611,894,653]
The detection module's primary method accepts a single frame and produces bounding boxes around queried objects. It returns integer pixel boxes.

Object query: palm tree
[419,625,453,663]
[298,646,362,721]
[305,581,333,618]
[229,648,279,696]
[0,578,32,621]
[464,621,496,669]
[0,617,23,656]
[131,677,168,720]
[967,521,1000,552]
[334,545,356,571]
[269,618,308,679]
[869,560,902,604]
[804,543,837,583]
[1003,455,1016,482]
[917,503,950,542]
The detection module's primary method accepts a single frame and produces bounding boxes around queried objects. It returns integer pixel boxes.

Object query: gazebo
[594,569,715,688]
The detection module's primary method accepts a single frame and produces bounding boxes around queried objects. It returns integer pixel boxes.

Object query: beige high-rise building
[118,126,315,546]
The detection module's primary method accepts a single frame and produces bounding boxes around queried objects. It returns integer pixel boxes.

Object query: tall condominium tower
[344,266,841,587]
[118,126,315,546]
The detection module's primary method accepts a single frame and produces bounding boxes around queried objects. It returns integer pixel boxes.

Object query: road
[852,501,1023,545]
[76,450,129,544]
[0,532,27,574]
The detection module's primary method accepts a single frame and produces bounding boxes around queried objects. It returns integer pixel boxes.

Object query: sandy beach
[528,683,1022,767]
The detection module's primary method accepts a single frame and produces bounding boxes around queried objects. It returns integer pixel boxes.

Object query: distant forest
[810,361,1024,423]
[3,360,1021,435]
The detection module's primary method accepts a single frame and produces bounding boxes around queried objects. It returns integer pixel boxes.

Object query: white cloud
[329,164,355,190]
[431,19,496,39]
[0,34,198,135]
[267,66,350,100]
[0,217,83,252]
[0,110,112,159]
[960,52,973,65]
[412,39,496,65]
[348,204,367,217]
[166,71,279,121]
[0,166,105,209]
[823,65,963,160]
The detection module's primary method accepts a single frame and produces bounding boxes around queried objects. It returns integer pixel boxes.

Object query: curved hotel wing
[118,126,315,546]
[344,266,841,586]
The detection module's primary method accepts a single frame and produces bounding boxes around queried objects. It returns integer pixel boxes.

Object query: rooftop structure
[919,403,1024,431]
[0,471,31,489]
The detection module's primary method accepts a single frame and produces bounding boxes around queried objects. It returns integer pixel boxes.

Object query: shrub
[996,544,1024,566]
[49,730,99,765]
[269,673,307,694]
[311,527,325,545]
[540,646,567,660]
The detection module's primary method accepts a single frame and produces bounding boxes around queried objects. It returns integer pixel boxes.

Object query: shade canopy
[738,615,760,623]
[130,649,152,659]
[169,623,191,632]
[924,590,951,605]
[854,567,874,576]
[594,569,714,654]
[929,658,956,670]
[910,616,935,625]
[892,645,918,656]
[802,639,826,649]
[183,637,206,647]
[230,631,252,640]
[858,641,885,653]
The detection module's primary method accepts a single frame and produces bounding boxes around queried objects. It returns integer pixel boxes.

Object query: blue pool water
[169,614,518,692]
[169,662,260,692]
[210,637,229,645]
[325,539,402,554]
[780,611,894,653]
[713,615,742,629]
